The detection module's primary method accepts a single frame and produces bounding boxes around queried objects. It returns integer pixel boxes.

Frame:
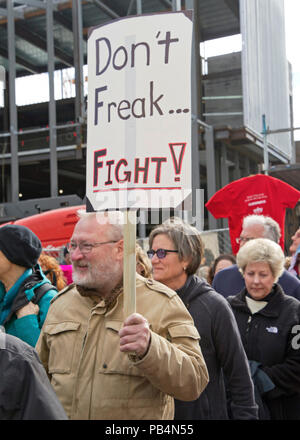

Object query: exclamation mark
[169,142,186,182]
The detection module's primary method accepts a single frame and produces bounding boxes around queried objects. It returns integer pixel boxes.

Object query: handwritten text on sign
[86,12,193,210]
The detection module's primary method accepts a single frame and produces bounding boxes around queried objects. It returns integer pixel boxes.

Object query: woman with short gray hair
[148,217,258,420]
[228,238,300,419]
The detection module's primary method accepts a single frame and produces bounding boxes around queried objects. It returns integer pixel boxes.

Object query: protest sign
[86,11,193,317]
[86,11,193,211]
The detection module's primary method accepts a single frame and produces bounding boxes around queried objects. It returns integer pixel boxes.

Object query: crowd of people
[0,210,299,421]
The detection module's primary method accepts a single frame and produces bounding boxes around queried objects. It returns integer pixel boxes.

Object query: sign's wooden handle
[123,209,136,318]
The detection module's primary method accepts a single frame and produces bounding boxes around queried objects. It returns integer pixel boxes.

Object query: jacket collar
[229,283,285,318]
[176,275,194,297]
[176,274,214,306]
[76,281,123,311]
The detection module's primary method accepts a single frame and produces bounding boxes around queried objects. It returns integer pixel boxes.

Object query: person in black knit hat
[0,225,58,347]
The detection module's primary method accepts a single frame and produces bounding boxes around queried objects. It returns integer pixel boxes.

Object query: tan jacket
[36,274,208,420]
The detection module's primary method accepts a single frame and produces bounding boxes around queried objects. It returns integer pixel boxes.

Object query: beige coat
[36,274,208,420]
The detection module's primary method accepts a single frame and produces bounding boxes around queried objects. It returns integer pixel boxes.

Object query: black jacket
[0,332,68,420]
[174,275,258,420]
[228,284,300,420]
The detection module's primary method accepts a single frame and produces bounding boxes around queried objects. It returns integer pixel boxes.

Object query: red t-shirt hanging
[206,174,300,254]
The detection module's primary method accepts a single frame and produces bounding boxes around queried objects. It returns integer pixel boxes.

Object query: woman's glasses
[147,249,178,259]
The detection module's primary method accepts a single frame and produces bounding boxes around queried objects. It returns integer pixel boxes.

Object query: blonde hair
[136,243,152,278]
[236,238,284,282]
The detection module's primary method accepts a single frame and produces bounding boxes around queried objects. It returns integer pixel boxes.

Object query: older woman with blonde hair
[228,238,300,420]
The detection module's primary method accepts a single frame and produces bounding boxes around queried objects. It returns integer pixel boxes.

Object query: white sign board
[86,11,193,211]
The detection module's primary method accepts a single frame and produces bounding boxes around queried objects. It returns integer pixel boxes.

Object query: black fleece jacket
[228,284,300,420]
[174,275,258,420]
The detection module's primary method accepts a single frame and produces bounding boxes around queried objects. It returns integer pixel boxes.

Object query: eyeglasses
[147,248,178,259]
[66,240,118,255]
[236,236,255,245]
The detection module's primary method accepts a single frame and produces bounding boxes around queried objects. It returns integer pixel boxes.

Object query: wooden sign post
[123,209,137,317]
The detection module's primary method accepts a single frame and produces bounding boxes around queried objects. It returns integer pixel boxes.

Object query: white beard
[72,256,122,290]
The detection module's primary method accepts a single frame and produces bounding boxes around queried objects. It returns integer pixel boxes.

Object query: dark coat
[213,264,300,300]
[228,284,300,420]
[174,275,258,420]
[0,332,68,420]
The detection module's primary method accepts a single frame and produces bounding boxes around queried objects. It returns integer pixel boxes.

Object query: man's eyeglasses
[236,236,255,245]
[66,240,118,255]
[147,249,178,259]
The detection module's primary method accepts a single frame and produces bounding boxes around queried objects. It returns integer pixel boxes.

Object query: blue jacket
[0,265,57,347]
[213,264,300,300]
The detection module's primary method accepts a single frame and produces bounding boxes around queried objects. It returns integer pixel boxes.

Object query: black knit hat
[0,225,42,268]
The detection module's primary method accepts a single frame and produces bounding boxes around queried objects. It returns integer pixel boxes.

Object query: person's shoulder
[279,269,300,299]
[136,274,176,299]
[0,332,35,361]
[192,276,225,301]
[280,269,300,286]
[227,289,245,305]
[199,285,238,320]
[212,264,243,295]
[204,287,231,307]
[50,283,77,304]
[277,283,300,307]
[214,264,239,279]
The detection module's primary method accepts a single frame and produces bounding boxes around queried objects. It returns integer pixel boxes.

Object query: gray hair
[76,209,124,241]
[148,217,204,276]
[243,215,281,243]
[236,238,284,282]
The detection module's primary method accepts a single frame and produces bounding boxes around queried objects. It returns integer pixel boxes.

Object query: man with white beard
[36,210,208,420]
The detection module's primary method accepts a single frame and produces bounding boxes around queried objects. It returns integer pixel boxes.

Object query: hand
[119,313,151,358]
[16,302,39,319]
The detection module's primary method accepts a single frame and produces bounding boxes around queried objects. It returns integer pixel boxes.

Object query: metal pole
[136,0,142,14]
[244,155,250,176]
[7,0,19,202]
[262,114,269,175]
[186,0,202,227]
[233,150,241,180]
[46,0,58,196]
[172,0,181,11]
[289,91,296,164]
[72,0,84,157]
[205,126,217,229]
[220,144,229,186]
